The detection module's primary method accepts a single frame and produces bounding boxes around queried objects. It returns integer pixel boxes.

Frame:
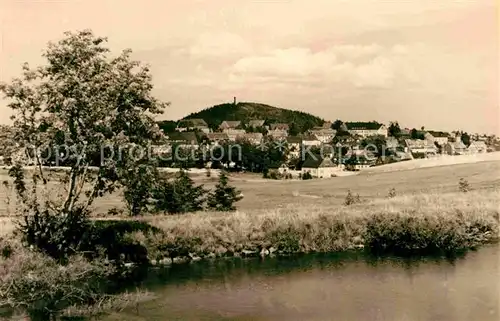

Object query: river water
[106,244,499,321]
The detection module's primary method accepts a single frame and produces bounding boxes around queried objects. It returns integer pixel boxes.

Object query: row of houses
[403,136,488,157]
[163,120,491,159]
[176,118,389,138]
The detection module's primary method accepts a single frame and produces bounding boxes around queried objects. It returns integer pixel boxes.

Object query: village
[147,114,498,179]
[1,107,497,180]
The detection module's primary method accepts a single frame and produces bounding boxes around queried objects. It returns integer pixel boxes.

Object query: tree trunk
[62,166,79,213]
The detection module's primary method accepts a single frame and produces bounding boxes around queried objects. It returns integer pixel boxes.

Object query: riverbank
[2,189,498,319]
[122,189,500,263]
[2,189,499,263]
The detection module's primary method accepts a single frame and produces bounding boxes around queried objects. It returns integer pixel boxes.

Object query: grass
[121,189,500,259]
[0,161,498,319]
[0,159,498,216]
[0,161,499,257]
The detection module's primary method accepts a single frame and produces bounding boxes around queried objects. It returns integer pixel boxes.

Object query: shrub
[388,188,397,198]
[207,172,243,211]
[152,170,206,214]
[302,171,313,180]
[364,210,497,255]
[121,164,159,216]
[459,178,471,193]
[107,207,123,216]
[344,189,361,206]
[0,250,115,321]
[268,170,281,180]
[0,237,14,259]
[17,206,92,262]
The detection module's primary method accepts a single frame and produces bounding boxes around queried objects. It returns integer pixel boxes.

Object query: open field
[0,160,499,217]
[217,160,500,211]
[363,151,500,173]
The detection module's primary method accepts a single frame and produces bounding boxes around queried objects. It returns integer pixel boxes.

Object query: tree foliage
[410,128,425,140]
[122,162,159,216]
[181,102,324,132]
[360,135,387,158]
[0,29,167,215]
[388,121,401,138]
[152,170,206,214]
[460,131,471,147]
[207,172,242,211]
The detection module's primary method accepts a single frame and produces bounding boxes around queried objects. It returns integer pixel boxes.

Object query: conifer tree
[207,172,243,211]
[153,170,206,214]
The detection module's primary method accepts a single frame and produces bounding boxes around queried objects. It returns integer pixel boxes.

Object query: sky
[0,0,498,135]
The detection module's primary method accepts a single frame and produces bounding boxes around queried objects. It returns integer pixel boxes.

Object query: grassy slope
[0,160,499,216]
[139,189,499,257]
[1,161,499,256]
[364,152,500,174]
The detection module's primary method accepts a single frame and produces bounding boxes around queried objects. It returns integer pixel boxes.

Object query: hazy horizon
[0,0,498,135]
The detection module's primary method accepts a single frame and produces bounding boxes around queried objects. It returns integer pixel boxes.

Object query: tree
[157,120,178,134]
[332,119,344,131]
[207,172,243,211]
[461,132,471,146]
[0,30,168,264]
[388,121,401,138]
[153,170,206,214]
[289,122,300,136]
[0,30,167,215]
[360,135,387,158]
[410,128,425,140]
[122,162,159,216]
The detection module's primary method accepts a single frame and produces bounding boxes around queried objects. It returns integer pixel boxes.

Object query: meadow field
[0,159,499,216]
[1,159,499,252]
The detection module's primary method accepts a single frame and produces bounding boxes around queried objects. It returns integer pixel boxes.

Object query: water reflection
[105,245,499,321]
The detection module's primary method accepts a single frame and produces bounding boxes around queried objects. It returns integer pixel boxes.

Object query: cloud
[186,31,252,58]
[227,44,418,90]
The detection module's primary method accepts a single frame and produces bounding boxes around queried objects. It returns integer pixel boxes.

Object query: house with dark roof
[467,141,487,154]
[346,122,387,138]
[425,131,450,146]
[270,123,290,131]
[176,119,209,133]
[239,132,263,145]
[166,132,200,149]
[219,120,242,130]
[302,134,321,147]
[301,155,338,178]
[224,129,246,141]
[205,132,229,145]
[308,127,336,143]
[444,140,467,155]
[343,154,376,171]
[404,139,438,157]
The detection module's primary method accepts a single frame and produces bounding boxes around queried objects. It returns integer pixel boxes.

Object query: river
[104,244,499,321]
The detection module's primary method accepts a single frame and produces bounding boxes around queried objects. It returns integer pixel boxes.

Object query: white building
[301,156,339,178]
[346,122,388,138]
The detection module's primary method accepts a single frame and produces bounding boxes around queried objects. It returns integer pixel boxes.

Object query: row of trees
[124,169,242,216]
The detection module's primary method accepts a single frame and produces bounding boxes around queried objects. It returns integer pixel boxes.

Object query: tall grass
[133,190,500,258]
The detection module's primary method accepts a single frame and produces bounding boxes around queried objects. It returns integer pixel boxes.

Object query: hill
[182,102,325,132]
